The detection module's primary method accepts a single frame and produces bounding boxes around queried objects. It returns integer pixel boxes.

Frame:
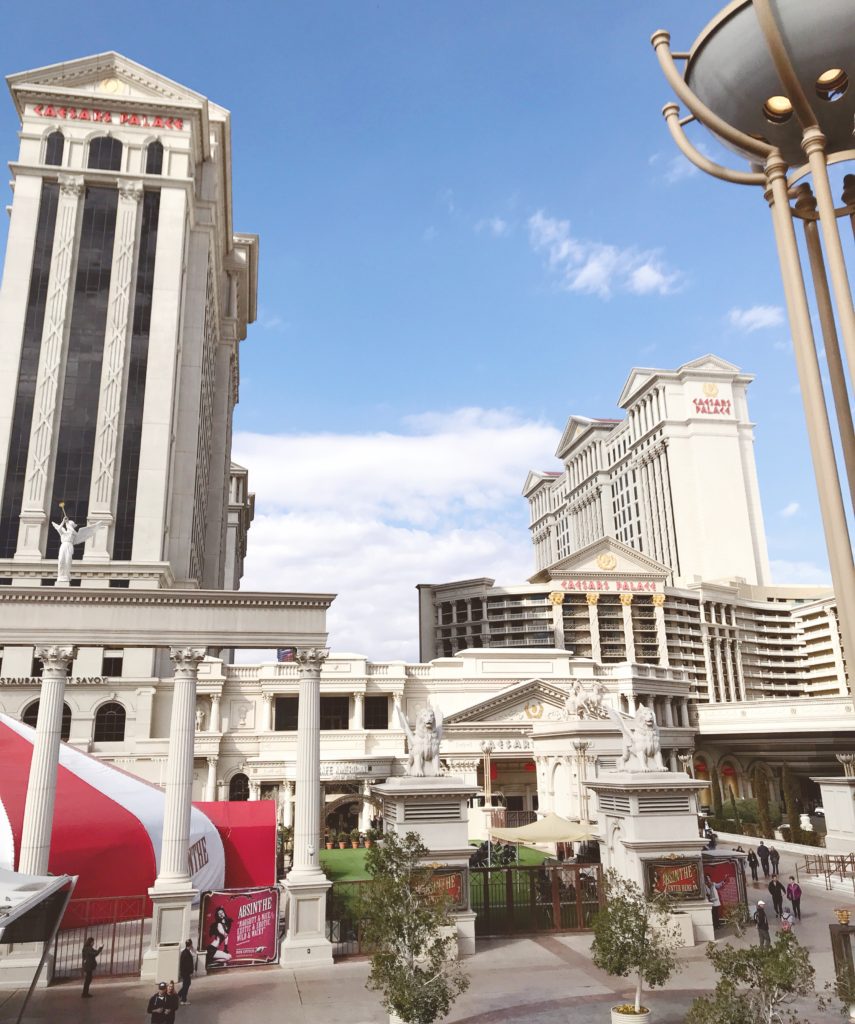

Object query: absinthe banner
[200,887,280,968]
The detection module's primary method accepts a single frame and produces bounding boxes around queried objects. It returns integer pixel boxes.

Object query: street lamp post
[652,0,855,674]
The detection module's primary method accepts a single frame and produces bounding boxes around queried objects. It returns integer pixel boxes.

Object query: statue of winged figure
[51,511,105,585]
[395,701,444,777]
[608,705,665,772]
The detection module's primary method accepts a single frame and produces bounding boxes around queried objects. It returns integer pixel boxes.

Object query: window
[145,141,163,175]
[229,773,249,801]
[87,136,122,171]
[93,702,125,742]
[45,131,64,167]
[364,696,388,730]
[102,650,124,677]
[23,700,71,741]
[274,696,298,731]
[30,657,43,678]
[320,696,349,730]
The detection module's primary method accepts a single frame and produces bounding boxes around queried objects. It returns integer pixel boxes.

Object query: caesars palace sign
[32,104,186,131]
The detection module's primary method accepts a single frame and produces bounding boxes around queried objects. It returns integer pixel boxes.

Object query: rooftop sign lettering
[559,579,659,593]
[693,396,731,415]
[32,104,184,130]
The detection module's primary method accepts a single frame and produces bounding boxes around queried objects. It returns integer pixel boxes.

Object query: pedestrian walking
[768,875,786,918]
[754,900,771,948]
[780,907,795,932]
[757,841,770,878]
[746,848,759,881]
[786,876,802,921]
[769,845,780,875]
[80,936,102,998]
[147,982,170,1022]
[165,981,180,1021]
[179,939,196,1005]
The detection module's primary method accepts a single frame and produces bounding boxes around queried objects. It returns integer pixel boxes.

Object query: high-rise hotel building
[419,356,846,702]
[0,53,255,677]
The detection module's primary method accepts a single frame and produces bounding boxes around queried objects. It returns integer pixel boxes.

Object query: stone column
[620,593,635,663]
[248,780,261,801]
[702,635,715,703]
[84,180,144,561]
[281,780,293,829]
[210,693,221,732]
[205,757,217,801]
[724,640,737,703]
[549,592,566,649]
[282,648,333,967]
[734,641,747,701]
[358,779,372,832]
[260,692,273,732]
[15,176,84,559]
[663,699,674,727]
[668,750,679,773]
[352,692,364,731]
[713,638,725,703]
[143,646,204,981]
[18,645,76,875]
[652,593,669,667]
[587,593,601,662]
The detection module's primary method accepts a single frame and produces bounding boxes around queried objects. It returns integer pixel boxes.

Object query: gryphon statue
[608,705,665,772]
[395,702,444,777]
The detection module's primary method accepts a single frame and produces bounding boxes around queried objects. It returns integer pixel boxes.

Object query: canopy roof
[490,812,598,844]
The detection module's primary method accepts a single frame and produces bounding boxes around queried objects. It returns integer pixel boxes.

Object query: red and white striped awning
[0,714,224,902]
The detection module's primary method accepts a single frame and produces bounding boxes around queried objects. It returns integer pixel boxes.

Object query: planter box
[611,1008,651,1024]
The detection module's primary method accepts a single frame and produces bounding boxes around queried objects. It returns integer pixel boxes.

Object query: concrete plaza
[0,847,846,1023]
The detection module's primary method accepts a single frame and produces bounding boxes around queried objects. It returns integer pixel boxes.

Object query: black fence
[470,863,603,936]
[326,881,368,958]
[53,896,147,981]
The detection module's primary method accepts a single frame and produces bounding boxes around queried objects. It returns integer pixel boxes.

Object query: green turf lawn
[319,843,548,882]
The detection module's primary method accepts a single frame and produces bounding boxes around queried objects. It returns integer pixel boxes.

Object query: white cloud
[476,216,509,238]
[233,410,559,661]
[527,210,680,299]
[769,559,831,586]
[727,305,785,333]
[779,501,800,518]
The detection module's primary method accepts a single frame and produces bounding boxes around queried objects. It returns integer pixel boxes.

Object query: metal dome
[685,0,855,167]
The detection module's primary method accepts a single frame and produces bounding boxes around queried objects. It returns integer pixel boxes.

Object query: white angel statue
[395,701,444,777]
[608,705,665,772]
[52,509,105,585]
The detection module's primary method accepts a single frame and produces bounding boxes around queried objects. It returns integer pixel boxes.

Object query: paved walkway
[0,845,846,1023]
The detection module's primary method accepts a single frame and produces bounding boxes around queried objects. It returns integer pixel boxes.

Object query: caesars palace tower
[0,53,256,677]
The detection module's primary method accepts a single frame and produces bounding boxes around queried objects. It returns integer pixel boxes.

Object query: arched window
[229,773,249,801]
[22,700,71,741]
[93,702,126,742]
[45,131,64,167]
[87,136,123,171]
[145,141,163,175]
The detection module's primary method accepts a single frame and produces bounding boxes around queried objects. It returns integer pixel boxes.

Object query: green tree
[590,870,682,1014]
[729,792,742,834]
[753,767,773,840]
[359,830,469,1024]
[686,932,821,1024]
[782,765,802,843]
[710,765,724,819]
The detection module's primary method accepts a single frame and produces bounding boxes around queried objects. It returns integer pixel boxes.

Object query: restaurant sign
[645,857,703,900]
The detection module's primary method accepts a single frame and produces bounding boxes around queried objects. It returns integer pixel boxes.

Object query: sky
[0,2,845,661]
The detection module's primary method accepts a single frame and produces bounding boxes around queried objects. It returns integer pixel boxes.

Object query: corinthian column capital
[296,648,329,672]
[34,645,77,674]
[169,647,206,675]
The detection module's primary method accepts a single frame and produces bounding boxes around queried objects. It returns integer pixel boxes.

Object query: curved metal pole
[765,153,855,672]
[793,184,855,509]
[662,104,765,186]
[752,0,818,131]
[651,30,773,160]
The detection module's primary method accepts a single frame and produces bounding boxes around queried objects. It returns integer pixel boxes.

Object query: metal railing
[798,853,855,895]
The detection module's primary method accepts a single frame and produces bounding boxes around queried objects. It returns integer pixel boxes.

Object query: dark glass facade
[113,191,159,559]
[0,183,59,557]
[45,131,64,166]
[145,141,163,175]
[46,187,118,559]
[87,137,122,171]
[275,696,299,731]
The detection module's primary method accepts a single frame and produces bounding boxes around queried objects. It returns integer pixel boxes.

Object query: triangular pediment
[445,678,570,725]
[618,368,657,408]
[678,354,741,375]
[555,416,618,461]
[528,536,671,583]
[8,52,208,113]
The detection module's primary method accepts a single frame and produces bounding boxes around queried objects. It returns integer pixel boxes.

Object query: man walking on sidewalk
[754,900,771,948]
[757,841,770,879]
[179,939,196,1005]
[786,877,802,921]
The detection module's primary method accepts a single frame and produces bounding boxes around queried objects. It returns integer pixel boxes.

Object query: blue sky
[0,2,841,658]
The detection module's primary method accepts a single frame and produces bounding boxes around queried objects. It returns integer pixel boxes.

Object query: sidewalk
[0,843,845,1024]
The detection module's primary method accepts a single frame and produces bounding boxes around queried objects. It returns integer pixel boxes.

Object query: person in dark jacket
[786,876,803,921]
[179,939,195,1004]
[746,848,759,881]
[147,982,169,1022]
[165,981,180,1021]
[769,845,781,875]
[754,900,771,948]
[81,936,102,997]
[768,874,786,918]
[757,841,771,878]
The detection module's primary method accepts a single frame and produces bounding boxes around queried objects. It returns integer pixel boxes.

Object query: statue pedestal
[372,776,479,956]
[812,776,855,853]
[586,771,713,944]
[141,886,195,981]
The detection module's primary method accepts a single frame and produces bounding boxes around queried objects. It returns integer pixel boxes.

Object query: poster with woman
[199,887,280,969]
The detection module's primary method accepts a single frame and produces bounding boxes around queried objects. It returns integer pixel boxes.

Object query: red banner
[199,887,280,969]
[704,860,740,909]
